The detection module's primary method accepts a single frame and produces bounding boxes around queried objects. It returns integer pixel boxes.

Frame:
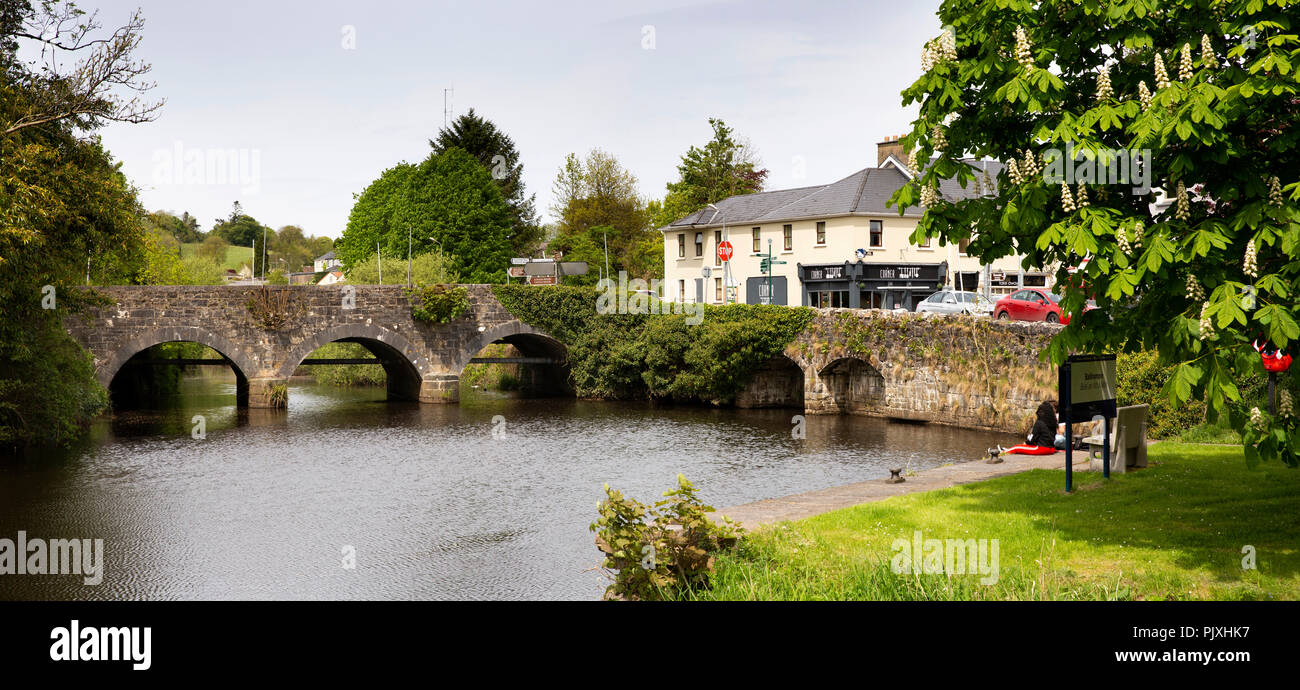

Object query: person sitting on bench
[1000,401,1059,455]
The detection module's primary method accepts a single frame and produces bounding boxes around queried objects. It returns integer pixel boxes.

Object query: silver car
[916,289,994,316]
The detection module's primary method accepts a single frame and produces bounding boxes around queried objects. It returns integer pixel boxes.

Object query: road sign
[717,241,734,262]
[702,266,712,279]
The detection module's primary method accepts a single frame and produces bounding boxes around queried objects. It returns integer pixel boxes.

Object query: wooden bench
[1082,404,1149,474]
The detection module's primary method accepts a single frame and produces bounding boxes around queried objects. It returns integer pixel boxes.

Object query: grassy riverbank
[692,444,1299,601]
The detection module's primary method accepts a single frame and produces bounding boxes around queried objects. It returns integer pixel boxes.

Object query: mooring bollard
[887,467,905,483]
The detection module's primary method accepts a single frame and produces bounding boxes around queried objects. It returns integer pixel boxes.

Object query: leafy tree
[894,0,1300,465]
[431,108,543,256]
[211,203,267,248]
[344,251,460,285]
[338,147,514,283]
[550,149,657,280]
[1,0,158,447]
[197,234,230,263]
[144,210,201,243]
[651,118,769,229]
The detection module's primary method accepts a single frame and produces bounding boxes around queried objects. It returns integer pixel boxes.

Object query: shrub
[591,475,742,601]
[406,284,470,324]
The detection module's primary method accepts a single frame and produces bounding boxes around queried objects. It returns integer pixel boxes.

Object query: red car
[994,288,1072,324]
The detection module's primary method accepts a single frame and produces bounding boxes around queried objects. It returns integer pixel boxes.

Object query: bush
[406,284,470,324]
[492,285,814,404]
[1117,350,1278,440]
[590,475,742,601]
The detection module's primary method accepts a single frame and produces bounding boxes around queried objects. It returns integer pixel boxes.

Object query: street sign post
[762,239,787,305]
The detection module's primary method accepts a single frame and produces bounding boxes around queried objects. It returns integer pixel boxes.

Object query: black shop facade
[797,260,947,310]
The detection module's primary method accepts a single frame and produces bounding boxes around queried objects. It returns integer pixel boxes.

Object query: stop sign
[717,240,734,262]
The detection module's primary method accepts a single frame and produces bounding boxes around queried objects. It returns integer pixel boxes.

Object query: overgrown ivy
[491,285,814,404]
[406,284,470,324]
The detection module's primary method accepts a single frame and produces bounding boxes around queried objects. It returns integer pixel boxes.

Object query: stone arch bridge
[64,285,567,407]
[65,286,1059,432]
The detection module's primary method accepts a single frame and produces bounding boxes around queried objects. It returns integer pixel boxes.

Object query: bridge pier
[419,374,460,404]
[247,377,290,408]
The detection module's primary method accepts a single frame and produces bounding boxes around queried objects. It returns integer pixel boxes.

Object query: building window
[679,279,686,302]
[714,230,722,262]
[959,239,970,256]
[715,277,723,302]
[869,220,883,248]
[783,225,792,251]
[752,227,761,253]
[678,234,685,258]
[816,221,826,245]
[918,232,931,248]
[695,232,703,257]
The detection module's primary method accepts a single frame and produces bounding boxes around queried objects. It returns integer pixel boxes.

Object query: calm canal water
[0,376,1007,600]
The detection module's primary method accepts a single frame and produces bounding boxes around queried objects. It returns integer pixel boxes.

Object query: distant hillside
[181,243,254,272]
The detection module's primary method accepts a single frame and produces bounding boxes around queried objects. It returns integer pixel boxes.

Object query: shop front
[798,261,947,311]
[989,269,1052,296]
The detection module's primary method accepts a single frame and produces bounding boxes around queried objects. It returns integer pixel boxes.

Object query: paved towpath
[715,450,1094,530]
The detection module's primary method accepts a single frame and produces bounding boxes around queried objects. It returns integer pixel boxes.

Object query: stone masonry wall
[781,309,1060,433]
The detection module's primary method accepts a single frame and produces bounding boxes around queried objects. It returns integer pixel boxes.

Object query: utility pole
[261,226,268,281]
[377,241,382,284]
[407,224,413,287]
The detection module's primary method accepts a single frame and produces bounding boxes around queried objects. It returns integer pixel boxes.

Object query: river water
[0,376,1007,600]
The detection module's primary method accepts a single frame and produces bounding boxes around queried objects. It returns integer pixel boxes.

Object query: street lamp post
[407,224,413,287]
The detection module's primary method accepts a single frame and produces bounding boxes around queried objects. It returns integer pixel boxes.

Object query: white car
[916,289,994,316]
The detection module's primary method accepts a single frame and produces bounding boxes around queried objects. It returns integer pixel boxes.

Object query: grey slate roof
[663,158,1004,230]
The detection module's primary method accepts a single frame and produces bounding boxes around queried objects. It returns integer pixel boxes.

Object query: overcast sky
[95,0,944,238]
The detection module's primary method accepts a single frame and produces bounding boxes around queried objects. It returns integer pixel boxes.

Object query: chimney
[877,135,908,168]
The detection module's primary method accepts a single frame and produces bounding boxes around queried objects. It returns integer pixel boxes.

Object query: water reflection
[0,376,1006,600]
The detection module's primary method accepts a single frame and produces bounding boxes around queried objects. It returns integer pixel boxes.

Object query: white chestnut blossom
[1061,183,1076,212]
[1132,220,1145,249]
[1175,181,1191,220]
[1243,239,1259,278]
[1199,302,1215,341]
[1250,406,1267,432]
[1096,64,1114,102]
[1076,183,1090,208]
[1014,26,1034,69]
[1200,34,1218,69]
[1155,53,1171,90]
[1185,273,1205,302]
[1269,176,1284,207]
[1138,81,1152,109]
[1178,43,1194,81]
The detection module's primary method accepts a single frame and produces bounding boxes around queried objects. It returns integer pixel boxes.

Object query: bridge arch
[98,326,258,390]
[453,320,571,397]
[278,324,435,402]
[815,356,886,414]
[736,353,805,408]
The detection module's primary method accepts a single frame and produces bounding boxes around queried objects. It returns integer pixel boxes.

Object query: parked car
[916,289,995,316]
[994,288,1076,324]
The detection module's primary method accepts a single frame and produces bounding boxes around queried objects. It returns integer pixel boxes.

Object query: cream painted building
[659,137,1051,309]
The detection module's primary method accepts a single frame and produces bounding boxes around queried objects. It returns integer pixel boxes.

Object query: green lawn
[693,444,1299,601]
[180,242,254,271]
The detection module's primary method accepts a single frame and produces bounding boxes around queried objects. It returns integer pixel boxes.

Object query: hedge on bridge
[491,285,814,404]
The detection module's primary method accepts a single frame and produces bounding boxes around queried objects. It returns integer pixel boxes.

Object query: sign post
[1059,354,1117,491]
[761,239,786,305]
